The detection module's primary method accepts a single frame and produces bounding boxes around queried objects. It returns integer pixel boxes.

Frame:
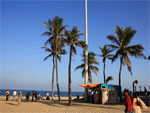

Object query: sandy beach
[0,96,150,113]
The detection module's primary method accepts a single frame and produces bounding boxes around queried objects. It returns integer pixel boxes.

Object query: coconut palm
[98,46,113,83]
[106,26,145,86]
[105,76,113,84]
[42,16,68,101]
[42,41,66,100]
[65,27,84,105]
[75,52,99,83]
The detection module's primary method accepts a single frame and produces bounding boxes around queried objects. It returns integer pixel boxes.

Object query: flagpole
[85,0,88,102]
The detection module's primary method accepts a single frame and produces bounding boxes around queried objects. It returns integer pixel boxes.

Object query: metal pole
[85,0,88,102]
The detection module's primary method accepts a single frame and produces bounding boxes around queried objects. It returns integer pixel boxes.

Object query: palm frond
[57,55,61,62]
[82,68,85,78]
[106,76,113,84]
[75,40,85,48]
[107,35,120,46]
[88,70,92,83]
[105,44,119,50]
[72,46,77,54]
[43,54,52,61]
[112,50,120,62]
[126,44,146,59]
[123,27,137,46]
[41,32,52,36]
[43,22,50,29]
[124,55,132,75]
[41,46,52,52]
[90,66,99,75]
[115,26,123,42]
[75,64,85,71]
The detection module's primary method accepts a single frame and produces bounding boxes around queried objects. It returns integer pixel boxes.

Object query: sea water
[0,89,84,97]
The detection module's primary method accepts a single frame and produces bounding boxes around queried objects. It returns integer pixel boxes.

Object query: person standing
[133,93,148,113]
[5,90,10,101]
[32,90,34,101]
[17,91,22,105]
[13,90,17,101]
[124,90,133,113]
[35,91,37,101]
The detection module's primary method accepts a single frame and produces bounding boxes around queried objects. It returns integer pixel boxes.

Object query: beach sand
[0,96,150,113]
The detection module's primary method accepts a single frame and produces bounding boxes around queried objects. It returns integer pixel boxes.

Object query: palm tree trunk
[51,56,55,100]
[68,47,72,105]
[119,57,123,86]
[55,54,60,101]
[103,59,106,84]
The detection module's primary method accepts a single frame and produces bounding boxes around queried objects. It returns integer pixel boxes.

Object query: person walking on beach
[13,90,17,101]
[133,93,148,113]
[32,90,34,101]
[17,91,22,105]
[5,90,10,101]
[35,91,37,101]
[124,89,133,113]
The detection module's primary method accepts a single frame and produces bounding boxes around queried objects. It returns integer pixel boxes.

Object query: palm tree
[42,41,66,100]
[106,26,145,86]
[98,46,113,83]
[75,52,99,83]
[64,27,84,105]
[105,76,113,84]
[42,16,68,101]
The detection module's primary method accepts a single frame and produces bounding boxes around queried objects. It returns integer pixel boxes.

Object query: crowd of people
[5,89,22,105]
[5,89,148,112]
[124,89,148,113]
[5,90,50,105]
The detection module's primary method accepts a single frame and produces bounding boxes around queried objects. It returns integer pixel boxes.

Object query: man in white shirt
[13,90,17,101]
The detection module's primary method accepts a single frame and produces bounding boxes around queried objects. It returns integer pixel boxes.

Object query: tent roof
[80,83,101,89]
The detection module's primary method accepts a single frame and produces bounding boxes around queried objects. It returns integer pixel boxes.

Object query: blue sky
[1,0,149,92]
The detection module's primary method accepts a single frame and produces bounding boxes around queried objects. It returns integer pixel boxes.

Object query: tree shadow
[6,103,17,106]
[34,98,124,111]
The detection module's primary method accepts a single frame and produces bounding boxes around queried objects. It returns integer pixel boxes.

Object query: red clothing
[125,95,133,112]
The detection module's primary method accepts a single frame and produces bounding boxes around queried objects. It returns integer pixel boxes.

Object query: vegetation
[75,52,99,83]
[105,76,113,84]
[64,26,84,105]
[98,46,113,83]
[42,16,68,101]
[106,26,145,86]
[42,41,66,100]
[42,16,146,105]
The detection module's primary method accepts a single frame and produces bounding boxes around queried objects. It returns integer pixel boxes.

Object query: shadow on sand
[34,98,123,111]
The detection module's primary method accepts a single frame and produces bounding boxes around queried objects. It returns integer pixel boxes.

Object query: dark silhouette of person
[35,91,37,101]
[32,90,34,101]
[5,90,10,101]
[77,95,79,100]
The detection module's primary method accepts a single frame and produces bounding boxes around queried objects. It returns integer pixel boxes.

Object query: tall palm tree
[106,26,145,86]
[65,27,84,105]
[75,52,99,83]
[42,16,68,101]
[99,46,113,83]
[42,41,66,100]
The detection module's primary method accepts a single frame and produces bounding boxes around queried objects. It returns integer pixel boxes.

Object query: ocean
[0,89,84,97]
